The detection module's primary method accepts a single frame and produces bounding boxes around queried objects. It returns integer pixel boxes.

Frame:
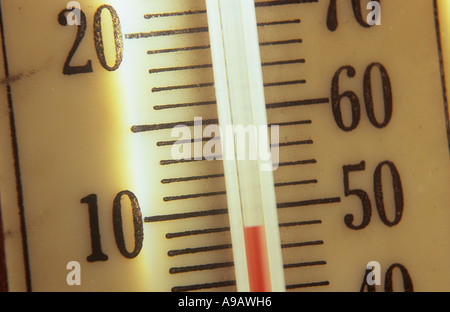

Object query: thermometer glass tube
[206,0,284,292]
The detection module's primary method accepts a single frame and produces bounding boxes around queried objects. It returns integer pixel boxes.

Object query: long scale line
[149,63,212,74]
[257,19,300,27]
[169,262,234,274]
[144,10,207,19]
[144,208,228,223]
[142,0,319,26]
[167,255,327,293]
[138,117,310,132]
[125,27,209,39]
[271,140,313,148]
[267,79,306,87]
[286,281,330,290]
[172,280,236,292]
[148,45,211,55]
[169,260,326,275]
[143,9,303,22]
[127,19,303,40]
[277,159,317,167]
[148,59,305,75]
[161,174,314,186]
[150,79,306,93]
[146,39,302,55]
[152,96,326,111]
[266,98,330,109]
[168,244,232,257]
[277,197,341,209]
[268,120,312,127]
[167,240,322,257]
[160,157,221,166]
[286,281,330,289]
[153,98,324,110]
[163,191,226,202]
[144,13,300,26]
[166,226,230,239]
[262,59,305,66]
[161,174,224,184]
[152,82,214,93]
[135,118,308,135]
[153,100,216,110]
[163,179,317,202]
[131,118,218,133]
[143,1,317,19]
[255,0,319,7]
[284,260,327,269]
[274,179,317,187]
[165,219,322,239]
[279,219,322,227]
[260,39,302,46]
[281,240,324,249]
[157,136,219,147]
[144,196,334,223]
[150,97,323,111]
[157,138,309,147]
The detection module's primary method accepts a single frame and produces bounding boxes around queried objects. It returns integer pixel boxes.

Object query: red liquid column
[244,225,271,292]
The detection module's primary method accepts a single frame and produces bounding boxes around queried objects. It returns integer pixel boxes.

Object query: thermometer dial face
[0,0,449,292]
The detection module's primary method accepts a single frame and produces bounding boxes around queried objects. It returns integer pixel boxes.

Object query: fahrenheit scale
[0,0,449,292]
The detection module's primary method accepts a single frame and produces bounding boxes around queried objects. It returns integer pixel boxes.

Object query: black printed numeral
[58,5,123,75]
[81,191,144,262]
[81,194,108,262]
[343,161,404,230]
[93,5,124,72]
[331,63,393,131]
[327,0,380,31]
[361,263,414,292]
[58,8,93,75]
[113,191,144,259]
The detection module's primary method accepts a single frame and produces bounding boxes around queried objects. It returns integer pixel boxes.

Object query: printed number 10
[81,191,144,262]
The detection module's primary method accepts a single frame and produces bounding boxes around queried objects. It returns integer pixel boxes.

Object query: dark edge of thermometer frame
[0,0,31,292]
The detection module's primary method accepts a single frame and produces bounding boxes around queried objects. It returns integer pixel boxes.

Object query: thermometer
[0,0,449,292]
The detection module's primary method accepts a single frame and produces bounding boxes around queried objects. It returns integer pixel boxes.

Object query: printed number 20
[58,5,123,75]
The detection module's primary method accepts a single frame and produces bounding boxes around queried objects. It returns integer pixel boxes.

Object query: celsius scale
[0,0,449,292]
